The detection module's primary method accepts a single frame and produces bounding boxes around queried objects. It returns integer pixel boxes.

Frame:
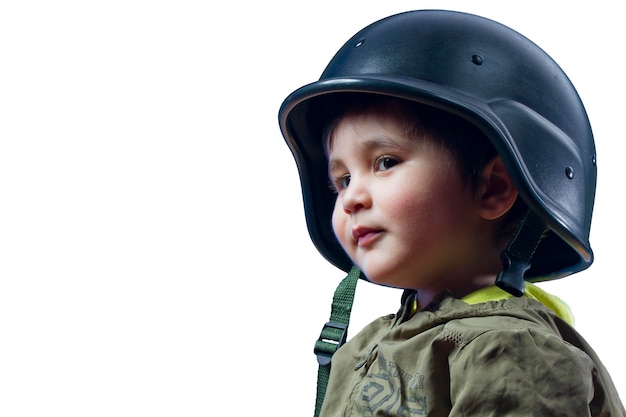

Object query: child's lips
[352,227,383,246]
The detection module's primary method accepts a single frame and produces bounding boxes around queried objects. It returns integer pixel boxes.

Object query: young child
[278,9,624,417]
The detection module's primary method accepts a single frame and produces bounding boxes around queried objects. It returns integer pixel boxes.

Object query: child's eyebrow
[327,158,344,178]
[346,136,411,159]
[359,136,407,153]
[327,136,408,175]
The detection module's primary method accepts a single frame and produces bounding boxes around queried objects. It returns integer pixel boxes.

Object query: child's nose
[342,178,371,214]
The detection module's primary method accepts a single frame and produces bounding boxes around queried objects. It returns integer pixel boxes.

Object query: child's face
[328,109,488,290]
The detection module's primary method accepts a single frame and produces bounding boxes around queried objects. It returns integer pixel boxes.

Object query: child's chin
[363,272,404,289]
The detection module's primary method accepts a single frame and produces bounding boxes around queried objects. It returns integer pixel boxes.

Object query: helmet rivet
[355,38,365,48]
[565,166,574,179]
[592,154,597,166]
[471,54,484,65]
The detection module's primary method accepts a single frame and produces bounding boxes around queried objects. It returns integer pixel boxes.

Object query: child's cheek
[332,203,351,249]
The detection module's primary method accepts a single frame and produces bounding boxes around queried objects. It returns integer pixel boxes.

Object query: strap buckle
[313,321,348,366]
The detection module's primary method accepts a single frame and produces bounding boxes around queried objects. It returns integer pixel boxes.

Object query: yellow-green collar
[461,283,575,326]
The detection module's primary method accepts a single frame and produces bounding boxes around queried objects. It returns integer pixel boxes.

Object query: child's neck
[416,274,497,311]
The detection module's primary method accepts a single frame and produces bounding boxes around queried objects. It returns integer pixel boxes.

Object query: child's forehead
[321,94,460,159]
[327,112,437,164]
[327,101,422,142]
[327,107,400,145]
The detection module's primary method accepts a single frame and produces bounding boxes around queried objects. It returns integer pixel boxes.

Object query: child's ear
[477,155,519,220]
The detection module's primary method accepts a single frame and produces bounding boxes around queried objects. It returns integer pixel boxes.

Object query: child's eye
[375,156,400,171]
[339,175,351,190]
[330,174,351,193]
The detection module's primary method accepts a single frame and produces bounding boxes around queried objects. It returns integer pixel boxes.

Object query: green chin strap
[313,265,360,417]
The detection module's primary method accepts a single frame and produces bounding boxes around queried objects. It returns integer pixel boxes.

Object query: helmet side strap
[496,210,549,296]
[313,265,361,417]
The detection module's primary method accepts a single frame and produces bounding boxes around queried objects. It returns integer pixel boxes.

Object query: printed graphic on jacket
[361,354,427,416]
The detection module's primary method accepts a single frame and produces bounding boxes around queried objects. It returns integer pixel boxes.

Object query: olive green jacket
[320,285,624,417]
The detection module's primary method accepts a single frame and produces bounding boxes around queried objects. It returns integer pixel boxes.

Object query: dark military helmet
[278,9,596,284]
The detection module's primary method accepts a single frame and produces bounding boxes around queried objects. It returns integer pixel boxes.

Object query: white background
[1,1,623,415]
